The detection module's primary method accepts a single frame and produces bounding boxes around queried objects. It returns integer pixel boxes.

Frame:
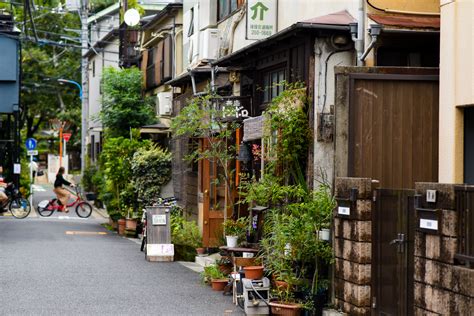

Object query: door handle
[389,233,405,253]
[204,220,208,225]
[204,190,209,196]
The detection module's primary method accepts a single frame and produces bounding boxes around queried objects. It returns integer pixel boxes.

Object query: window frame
[218,0,244,22]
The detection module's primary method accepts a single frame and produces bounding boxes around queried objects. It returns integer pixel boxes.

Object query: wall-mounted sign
[338,206,350,216]
[211,96,251,121]
[152,214,167,226]
[246,0,277,40]
[420,218,438,231]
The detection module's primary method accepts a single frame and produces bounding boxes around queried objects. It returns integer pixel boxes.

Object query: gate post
[414,183,473,315]
[334,177,378,316]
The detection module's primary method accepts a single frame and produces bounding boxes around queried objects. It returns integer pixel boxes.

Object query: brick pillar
[334,177,377,316]
[414,183,474,315]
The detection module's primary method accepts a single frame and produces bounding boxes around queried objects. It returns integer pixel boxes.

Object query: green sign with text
[247,0,277,40]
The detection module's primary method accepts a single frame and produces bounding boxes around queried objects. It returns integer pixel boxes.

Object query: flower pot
[269,301,302,316]
[196,247,206,256]
[274,280,290,291]
[117,218,126,235]
[226,235,238,247]
[125,218,137,231]
[244,265,264,280]
[318,228,330,241]
[211,278,228,291]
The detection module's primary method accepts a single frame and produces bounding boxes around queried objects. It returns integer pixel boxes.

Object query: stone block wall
[414,183,474,315]
[334,177,377,316]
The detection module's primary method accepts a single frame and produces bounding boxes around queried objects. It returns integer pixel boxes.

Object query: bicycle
[36,186,93,218]
[0,182,31,219]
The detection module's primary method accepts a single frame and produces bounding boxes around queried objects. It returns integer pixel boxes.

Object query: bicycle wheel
[9,197,31,219]
[75,201,92,218]
[37,200,54,217]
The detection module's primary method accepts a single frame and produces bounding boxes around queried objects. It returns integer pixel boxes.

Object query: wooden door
[372,189,415,315]
[349,74,439,189]
[201,139,230,246]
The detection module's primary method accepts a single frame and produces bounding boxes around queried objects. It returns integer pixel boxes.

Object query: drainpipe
[189,68,197,95]
[359,24,382,62]
[210,65,216,94]
[350,0,366,65]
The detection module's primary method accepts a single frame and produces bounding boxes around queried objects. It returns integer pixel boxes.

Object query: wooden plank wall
[349,76,439,189]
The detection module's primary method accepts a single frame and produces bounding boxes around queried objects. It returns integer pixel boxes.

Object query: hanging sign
[246,0,277,40]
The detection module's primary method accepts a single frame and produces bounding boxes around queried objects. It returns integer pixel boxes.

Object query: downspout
[189,68,197,95]
[356,0,365,66]
[172,15,176,78]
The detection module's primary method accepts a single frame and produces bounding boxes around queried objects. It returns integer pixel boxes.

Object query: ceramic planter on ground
[196,247,206,256]
[225,235,238,247]
[211,278,228,291]
[269,301,302,316]
[243,265,264,280]
[125,218,137,231]
[117,218,126,235]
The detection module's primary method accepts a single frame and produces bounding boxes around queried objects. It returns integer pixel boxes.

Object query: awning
[139,122,171,134]
[368,13,440,29]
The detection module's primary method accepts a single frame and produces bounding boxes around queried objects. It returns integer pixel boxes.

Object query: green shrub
[131,144,172,205]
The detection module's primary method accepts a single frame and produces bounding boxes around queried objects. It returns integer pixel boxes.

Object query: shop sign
[246,0,277,40]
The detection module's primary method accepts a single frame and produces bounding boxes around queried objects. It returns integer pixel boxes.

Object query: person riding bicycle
[0,166,8,209]
[53,167,75,212]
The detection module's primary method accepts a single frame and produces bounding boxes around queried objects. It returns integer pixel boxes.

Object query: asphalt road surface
[0,187,242,315]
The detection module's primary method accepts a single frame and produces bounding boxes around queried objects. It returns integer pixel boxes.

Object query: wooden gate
[372,189,415,315]
[349,74,439,189]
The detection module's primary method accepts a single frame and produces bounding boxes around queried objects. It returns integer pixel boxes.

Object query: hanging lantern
[237,142,252,162]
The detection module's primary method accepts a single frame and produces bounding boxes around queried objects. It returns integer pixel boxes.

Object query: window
[188,7,194,37]
[262,68,286,103]
[146,47,156,88]
[218,0,244,21]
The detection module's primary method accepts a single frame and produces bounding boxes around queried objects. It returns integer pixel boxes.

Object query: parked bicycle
[140,197,177,254]
[37,186,93,218]
[0,182,31,219]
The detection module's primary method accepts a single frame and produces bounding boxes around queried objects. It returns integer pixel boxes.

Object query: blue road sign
[26,138,37,150]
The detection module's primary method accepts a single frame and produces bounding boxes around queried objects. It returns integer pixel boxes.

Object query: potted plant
[223,217,248,247]
[201,264,228,291]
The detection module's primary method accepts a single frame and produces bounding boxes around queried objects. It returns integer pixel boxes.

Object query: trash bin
[145,206,174,262]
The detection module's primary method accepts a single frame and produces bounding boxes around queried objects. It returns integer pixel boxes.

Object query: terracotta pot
[243,265,264,280]
[125,218,137,231]
[269,301,302,316]
[196,247,206,255]
[211,278,228,291]
[117,218,126,235]
[274,280,290,291]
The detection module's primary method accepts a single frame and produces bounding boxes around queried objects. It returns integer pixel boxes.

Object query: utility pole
[80,0,88,176]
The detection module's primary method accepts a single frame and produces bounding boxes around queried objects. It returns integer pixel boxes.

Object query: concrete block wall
[414,183,474,315]
[334,177,376,316]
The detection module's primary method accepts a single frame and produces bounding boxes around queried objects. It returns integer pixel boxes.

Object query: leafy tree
[171,93,241,221]
[101,67,156,137]
[99,130,151,218]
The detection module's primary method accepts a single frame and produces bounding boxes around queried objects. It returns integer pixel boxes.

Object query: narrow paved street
[0,212,241,315]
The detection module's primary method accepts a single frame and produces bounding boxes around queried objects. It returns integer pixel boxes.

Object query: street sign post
[26,138,37,150]
[63,133,71,158]
[25,138,37,207]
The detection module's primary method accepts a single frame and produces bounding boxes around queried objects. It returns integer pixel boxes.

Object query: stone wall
[414,183,474,315]
[334,177,377,316]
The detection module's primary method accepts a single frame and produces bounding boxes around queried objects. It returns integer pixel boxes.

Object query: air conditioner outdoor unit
[200,28,220,60]
[156,91,173,116]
